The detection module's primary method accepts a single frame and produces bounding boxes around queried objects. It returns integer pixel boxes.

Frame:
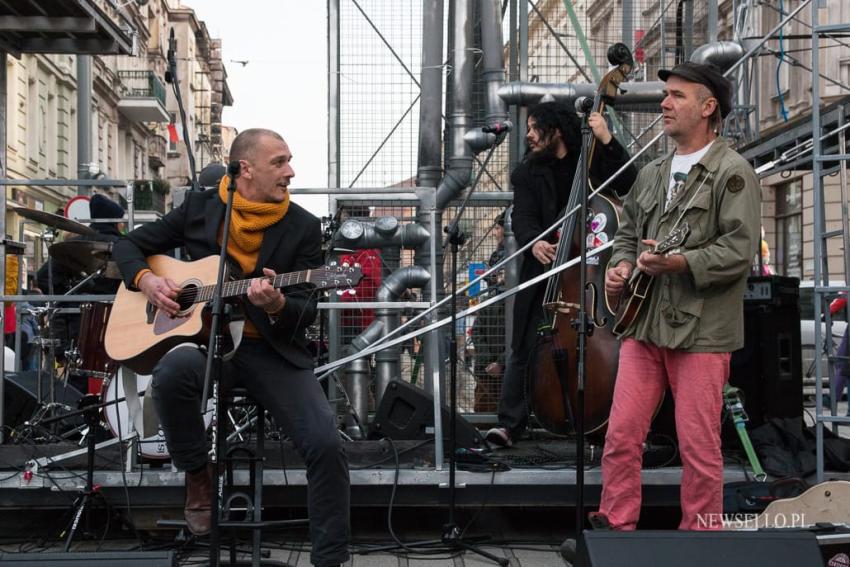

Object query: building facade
[4,0,232,275]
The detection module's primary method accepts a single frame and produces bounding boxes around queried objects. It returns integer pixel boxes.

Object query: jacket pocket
[659,294,704,349]
[680,189,714,248]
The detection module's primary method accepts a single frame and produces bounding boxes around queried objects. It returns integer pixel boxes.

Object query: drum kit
[9,205,176,459]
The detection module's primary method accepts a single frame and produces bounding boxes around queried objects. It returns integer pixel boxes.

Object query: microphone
[227,160,241,178]
[482,120,513,135]
[574,96,594,115]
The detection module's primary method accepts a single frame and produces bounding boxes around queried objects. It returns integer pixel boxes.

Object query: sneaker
[559,538,577,566]
[485,426,512,448]
[588,511,611,530]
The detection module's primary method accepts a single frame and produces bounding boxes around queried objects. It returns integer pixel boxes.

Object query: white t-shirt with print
[666,141,714,210]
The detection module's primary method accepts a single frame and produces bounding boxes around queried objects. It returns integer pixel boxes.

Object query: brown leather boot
[184,465,213,536]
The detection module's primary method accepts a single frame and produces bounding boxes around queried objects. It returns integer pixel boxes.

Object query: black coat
[112,188,323,369]
[509,139,637,351]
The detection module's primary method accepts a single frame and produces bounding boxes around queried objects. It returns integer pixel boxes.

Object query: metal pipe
[416,0,444,192]
[328,0,341,191]
[77,56,92,197]
[498,81,667,109]
[332,218,430,250]
[374,266,431,406]
[435,0,475,211]
[690,40,745,71]
[479,0,510,128]
[342,320,385,439]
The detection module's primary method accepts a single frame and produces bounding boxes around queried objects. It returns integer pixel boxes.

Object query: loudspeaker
[372,379,484,448]
[578,530,822,567]
[729,276,803,431]
[3,371,84,430]
[0,551,175,565]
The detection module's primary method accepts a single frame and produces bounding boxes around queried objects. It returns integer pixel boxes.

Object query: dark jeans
[150,340,350,567]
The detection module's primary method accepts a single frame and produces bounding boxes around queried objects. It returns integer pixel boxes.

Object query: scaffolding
[328,0,850,476]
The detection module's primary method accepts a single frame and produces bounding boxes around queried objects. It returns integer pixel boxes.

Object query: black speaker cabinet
[0,551,176,566]
[372,379,484,448]
[578,530,822,567]
[3,371,84,431]
[730,276,803,429]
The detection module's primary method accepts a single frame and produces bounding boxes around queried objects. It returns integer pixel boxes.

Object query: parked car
[799,281,848,403]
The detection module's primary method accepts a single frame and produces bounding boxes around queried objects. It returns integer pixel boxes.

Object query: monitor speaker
[372,379,484,448]
[730,276,803,430]
[578,530,822,567]
[3,371,84,431]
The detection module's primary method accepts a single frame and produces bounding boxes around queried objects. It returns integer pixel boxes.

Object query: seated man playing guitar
[112,128,349,567]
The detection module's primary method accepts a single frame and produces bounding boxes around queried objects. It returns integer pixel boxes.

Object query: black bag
[749,417,817,477]
[804,425,850,472]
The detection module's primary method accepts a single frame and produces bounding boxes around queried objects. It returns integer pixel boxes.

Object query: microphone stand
[437,142,507,566]
[572,106,594,546]
[165,28,199,191]
[200,162,240,566]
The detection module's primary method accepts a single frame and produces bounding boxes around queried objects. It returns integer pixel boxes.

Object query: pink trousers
[598,339,730,530]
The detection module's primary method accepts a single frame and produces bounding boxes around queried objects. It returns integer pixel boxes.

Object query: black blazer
[112,188,323,369]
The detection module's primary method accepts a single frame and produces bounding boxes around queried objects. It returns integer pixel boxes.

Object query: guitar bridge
[543,301,579,314]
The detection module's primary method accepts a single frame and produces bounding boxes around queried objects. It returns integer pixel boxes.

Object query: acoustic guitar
[105,254,362,373]
[612,222,690,337]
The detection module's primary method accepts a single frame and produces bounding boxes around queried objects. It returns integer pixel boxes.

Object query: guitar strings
[169,270,330,305]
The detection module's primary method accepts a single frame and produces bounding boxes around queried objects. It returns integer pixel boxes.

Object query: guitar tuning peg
[341,261,350,268]
[329,260,338,266]
[353,262,361,268]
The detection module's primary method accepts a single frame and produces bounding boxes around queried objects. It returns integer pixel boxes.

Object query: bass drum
[102,367,213,460]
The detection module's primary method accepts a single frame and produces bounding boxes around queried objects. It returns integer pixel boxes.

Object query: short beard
[526,138,559,163]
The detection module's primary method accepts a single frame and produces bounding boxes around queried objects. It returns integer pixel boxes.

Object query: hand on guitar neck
[635,238,689,277]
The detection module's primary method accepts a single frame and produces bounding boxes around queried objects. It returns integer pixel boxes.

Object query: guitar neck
[188,270,311,304]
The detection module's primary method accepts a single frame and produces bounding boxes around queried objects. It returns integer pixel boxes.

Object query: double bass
[528,44,634,437]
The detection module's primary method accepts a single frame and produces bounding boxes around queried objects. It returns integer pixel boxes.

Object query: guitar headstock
[654,222,690,254]
[309,264,364,291]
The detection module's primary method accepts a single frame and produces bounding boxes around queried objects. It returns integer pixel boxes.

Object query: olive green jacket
[610,137,760,352]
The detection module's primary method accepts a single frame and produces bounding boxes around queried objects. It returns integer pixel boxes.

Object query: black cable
[458,467,497,538]
[383,437,414,553]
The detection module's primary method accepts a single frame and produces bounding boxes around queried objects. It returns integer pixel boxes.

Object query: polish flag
[167,122,179,144]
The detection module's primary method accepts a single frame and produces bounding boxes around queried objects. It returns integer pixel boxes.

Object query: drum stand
[23,269,110,438]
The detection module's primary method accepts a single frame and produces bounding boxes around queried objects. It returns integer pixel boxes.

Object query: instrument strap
[121,367,145,437]
[723,385,767,482]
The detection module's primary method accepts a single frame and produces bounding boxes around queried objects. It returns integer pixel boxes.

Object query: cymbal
[10,205,97,236]
[48,240,122,279]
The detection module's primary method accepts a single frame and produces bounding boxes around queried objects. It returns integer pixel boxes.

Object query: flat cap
[658,62,733,118]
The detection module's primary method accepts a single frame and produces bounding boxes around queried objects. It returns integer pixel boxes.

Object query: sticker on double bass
[586,231,609,250]
[590,212,608,234]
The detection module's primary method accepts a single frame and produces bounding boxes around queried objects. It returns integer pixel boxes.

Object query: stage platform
[3,436,839,513]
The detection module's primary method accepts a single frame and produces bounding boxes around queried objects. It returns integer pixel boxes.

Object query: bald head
[229,128,285,163]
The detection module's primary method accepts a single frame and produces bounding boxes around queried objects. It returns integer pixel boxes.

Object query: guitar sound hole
[176,284,198,313]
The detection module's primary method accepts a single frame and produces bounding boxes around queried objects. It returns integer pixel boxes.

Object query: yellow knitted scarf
[217,175,290,273]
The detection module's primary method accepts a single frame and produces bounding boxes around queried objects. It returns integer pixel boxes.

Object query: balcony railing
[117,71,169,122]
[118,70,166,104]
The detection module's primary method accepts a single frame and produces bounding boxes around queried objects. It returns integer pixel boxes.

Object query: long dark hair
[526,101,582,158]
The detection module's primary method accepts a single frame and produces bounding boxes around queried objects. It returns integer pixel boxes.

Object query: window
[775,179,803,278]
